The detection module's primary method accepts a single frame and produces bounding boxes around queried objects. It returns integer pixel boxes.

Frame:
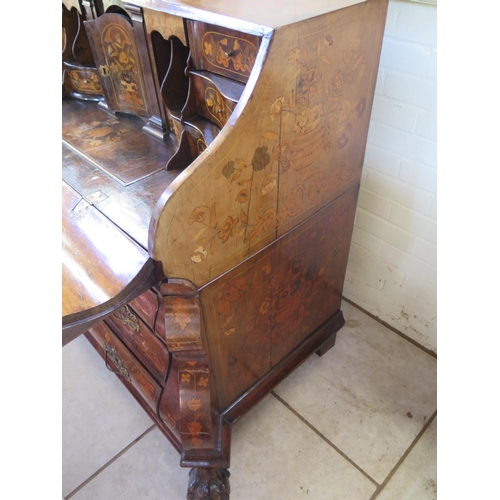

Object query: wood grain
[62,180,154,345]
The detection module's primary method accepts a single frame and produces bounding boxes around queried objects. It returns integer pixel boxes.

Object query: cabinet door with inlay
[84,13,149,116]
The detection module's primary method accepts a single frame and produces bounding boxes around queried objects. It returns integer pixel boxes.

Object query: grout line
[271,391,380,488]
[368,410,437,500]
[342,296,437,359]
[65,424,157,499]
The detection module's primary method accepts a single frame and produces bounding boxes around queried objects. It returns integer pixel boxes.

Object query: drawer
[186,21,260,83]
[107,304,170,383]
[63,61,104,97]
[183,118,221,159]
[85,322,161,412]
[129,288,160,332]
[191,71,244,128]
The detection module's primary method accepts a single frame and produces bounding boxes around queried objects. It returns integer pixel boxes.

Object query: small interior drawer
[191,70,244,128]
[186,21,261,83]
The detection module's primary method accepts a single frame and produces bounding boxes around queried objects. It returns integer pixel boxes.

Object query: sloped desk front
[62,0,388,497]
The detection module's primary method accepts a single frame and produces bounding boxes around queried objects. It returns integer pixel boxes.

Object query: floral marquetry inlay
[201,31,257,79]
[186,27,372,268]
[100,23,147,112]
[154,1,384,287]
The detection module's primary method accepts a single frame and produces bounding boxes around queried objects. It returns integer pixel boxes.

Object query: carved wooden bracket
[160,279,217,453]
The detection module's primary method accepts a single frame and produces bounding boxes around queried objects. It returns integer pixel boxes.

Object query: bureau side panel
[150,0,387,289]
[200,185,358,411]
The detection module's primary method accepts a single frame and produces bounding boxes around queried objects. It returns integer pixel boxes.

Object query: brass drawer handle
[115,305,140,332]
[103,341,131,382]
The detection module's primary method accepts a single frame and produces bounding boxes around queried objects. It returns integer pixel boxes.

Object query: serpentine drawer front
[62,1,387,497]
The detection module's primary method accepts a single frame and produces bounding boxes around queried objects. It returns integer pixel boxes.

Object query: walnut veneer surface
[62,0,388,497]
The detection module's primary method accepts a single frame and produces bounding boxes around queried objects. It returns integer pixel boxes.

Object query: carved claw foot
[187,468,230,500]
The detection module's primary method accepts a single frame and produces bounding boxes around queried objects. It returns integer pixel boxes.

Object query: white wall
[344,0,437,352]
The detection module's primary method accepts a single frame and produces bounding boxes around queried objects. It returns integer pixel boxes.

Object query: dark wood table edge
[62,258,156,346]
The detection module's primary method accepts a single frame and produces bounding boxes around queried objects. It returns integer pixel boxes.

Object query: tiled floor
[62,300,437,500]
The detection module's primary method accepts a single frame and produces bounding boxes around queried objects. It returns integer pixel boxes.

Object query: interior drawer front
[191,71,244,128]
[129,288,160,332]
[63,62,104,97]
[86,322,161,411]
[107,304,169,383]
[186,21,260,83]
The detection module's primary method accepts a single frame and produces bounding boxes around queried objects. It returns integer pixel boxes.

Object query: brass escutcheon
[103,341,131,382]
[115,305,140,332]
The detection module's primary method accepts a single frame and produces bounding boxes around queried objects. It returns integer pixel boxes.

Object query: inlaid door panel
[84,13,149,116]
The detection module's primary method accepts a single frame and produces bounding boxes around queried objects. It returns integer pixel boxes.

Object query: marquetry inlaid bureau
[62,0,388,497]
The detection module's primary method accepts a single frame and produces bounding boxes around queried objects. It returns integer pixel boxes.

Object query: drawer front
[63,63,104,97]
[107,304,169,383]
[86,322,161,411]
[183,120,221,159]
[191,72,243,128]
[187,21,260,83]
[129,288,160,331]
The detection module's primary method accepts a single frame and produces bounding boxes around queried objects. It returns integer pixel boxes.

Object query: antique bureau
[62,0,388,497]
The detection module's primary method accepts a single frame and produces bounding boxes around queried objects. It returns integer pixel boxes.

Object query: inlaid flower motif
[218,216,239,243]
[188,206,210,225]
[293,104,323,134]
[181,373,191,383]
[270,96,285,121]
[251,146,270,171]
[332,69,345,92]
[217,278,248,317]
[298,66,322,95]
[172,298,191,330]
[354,97,367,118]
[217,47,230,67]
[261,179,277,195]
[260,300,271,315]
[352,36,361,51]
[294,111,309,134]
[187,399,202,411]
[308,172,327,202]
[339,100,352,122]
[222,161,236,179]
[204,41,213,56]
[188,420,203,436]
[198,377,209,388]
[337,133,349,150]
[236,189,250,203]
[118,51,128,64]
[288,47,301,64]
[191,246,208,263]
[261,263,272,276]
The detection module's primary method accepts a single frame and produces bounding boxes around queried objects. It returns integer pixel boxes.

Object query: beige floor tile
[274,300,437,483]
[230,395,377,500]
[72,396,376,500]
[62,336,154,497]
[376,418,437,500]
[71,427,188,500]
